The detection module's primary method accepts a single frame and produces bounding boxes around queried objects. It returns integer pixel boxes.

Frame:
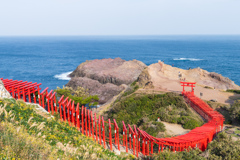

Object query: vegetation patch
[211,100,240,124]
[55,86,99,107]
[150,132,240,160]
[0,98,132,160]
[204,86,213,89]
[122,81,139,97]
[105,92,203,137]
[229,100,240,122]
[226,89,240,94]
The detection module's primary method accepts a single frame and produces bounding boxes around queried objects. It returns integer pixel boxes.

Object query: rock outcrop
[138,63,240,91]
[136,62,240,104]
[0,80,11,98]
[70,58,146,86]
[66,77,126,104]
[67,58,239,105]
[137,68,153,89]
[67,58,146,104]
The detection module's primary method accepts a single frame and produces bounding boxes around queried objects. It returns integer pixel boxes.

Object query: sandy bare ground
[161,121,190,136]
[147,63,240,105]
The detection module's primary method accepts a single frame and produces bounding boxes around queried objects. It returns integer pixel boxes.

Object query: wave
[173,58,203,61]
[54,71,72,80]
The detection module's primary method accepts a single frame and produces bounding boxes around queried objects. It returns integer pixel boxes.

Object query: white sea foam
[173,58,203,61]
[54,71,72,80]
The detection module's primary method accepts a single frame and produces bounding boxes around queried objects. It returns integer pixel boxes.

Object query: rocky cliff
[70,58,146,85]
[137,62,240,104]
[67,58,240,105]
[67,58,146,104]
[138,63,240,91]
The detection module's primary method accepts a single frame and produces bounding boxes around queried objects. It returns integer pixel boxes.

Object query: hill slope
[0,98,132,160]
[105,92,204,137]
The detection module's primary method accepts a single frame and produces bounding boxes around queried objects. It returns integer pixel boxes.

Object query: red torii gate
[180,81,196,94]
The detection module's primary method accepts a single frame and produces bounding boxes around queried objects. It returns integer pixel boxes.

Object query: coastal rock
[187,68,240,90]
[139,62,240,91]
[0,79,11,99]
[66,77,125,104]
[67,58,146,104]
[137,68,154,89]
[70,58,147,85]
[207,72,237,89]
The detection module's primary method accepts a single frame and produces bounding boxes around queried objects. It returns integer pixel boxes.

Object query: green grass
[234,129,240,134]
[204,86,213,89]
[226,89,240,94]
[0,98,133,160]
[106,92,204,137]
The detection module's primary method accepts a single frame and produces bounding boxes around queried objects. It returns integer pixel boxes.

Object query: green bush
[151,148,204,160]
[106,92,203,137]
[130,80,137,87]
[142,122,166,137]
[207,132,240,160]
[183,119,201,129]
[229,100,240,122]
[55,86,99,107]
[226,89,240,94]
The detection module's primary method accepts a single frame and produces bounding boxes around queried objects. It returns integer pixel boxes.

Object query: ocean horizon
[0,35,240,91]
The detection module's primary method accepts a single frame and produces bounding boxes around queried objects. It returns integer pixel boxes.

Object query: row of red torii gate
[0,78,224,157]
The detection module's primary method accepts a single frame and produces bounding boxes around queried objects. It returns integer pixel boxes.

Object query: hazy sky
[0,0,239,36]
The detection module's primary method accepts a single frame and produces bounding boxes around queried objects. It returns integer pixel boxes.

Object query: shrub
[229,100,240,122]
[106,93,203,137]
[183,119,201,129]
[151,132,240,160]
[226,89,240,94]
[151,148,204,160]
[55,86,99,107]
[207,132,240,160]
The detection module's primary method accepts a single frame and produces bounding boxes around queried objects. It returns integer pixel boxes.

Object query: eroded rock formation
[139,63,240,91]
[67,58,146,104]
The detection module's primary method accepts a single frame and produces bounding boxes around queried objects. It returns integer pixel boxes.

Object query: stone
[67,58,146,104]
[137,68,154,88]
[66,77,126,104]
[69,58,147,86]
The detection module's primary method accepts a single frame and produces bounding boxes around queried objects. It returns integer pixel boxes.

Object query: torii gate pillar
[180,82,196,95]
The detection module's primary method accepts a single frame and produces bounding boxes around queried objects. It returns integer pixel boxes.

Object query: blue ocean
[0,35,240,91]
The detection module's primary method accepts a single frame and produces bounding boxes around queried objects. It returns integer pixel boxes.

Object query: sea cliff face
[67,58,147,104]
[0,79,11,98]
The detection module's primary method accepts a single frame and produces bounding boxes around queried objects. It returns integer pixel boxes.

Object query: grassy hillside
[0,98,133,160]
[105,92,204,137]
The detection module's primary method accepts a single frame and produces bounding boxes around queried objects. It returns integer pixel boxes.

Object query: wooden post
[76,103,80,130]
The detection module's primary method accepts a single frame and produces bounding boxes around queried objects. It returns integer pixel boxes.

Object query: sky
[0,0,240,36]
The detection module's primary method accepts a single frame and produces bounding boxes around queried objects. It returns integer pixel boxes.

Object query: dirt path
[161,122,190,136]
